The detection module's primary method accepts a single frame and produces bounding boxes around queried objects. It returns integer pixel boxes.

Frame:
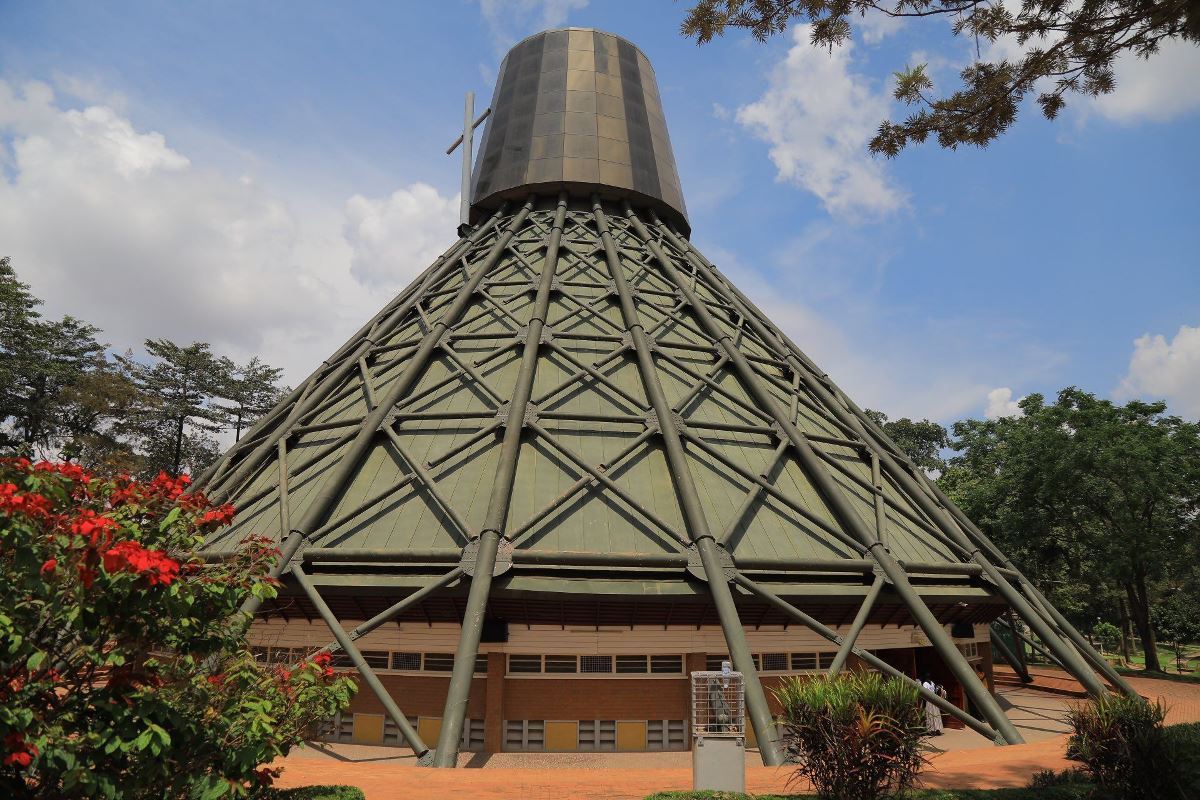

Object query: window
[818,652,835,670]
[391,652,420,671]
[761,653,788,672]
[545,655,579,674]
[790,653,817,671]
[331,652,354,668]
[705,655,729,671]
[361,650,389,669]
[423,653,455,672]
[650,655,682,674]
[508,655,542,674]
[250,646,269,663]
[616,655,648,674]
[580,655,613,674]
[475,654,488,674]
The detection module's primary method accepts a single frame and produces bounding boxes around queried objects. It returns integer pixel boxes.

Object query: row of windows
[507,654,684,675]
[705,652,837,673]
[252,646,487,674]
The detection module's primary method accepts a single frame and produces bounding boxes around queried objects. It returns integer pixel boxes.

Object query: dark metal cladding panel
[470,28,688,233]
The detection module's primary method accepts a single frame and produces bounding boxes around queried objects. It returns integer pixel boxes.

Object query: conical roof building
[199,28,1131,767]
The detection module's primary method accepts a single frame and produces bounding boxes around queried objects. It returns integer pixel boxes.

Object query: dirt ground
[269,668,1200,799]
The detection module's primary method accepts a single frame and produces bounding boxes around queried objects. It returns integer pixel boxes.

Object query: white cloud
[857,12,904,45]
[478,0,588,53]
[0,79,458,384]
[704,239,1060,424]
[984,387,1025,419]
[344,184,459,288]
[1091,38,1200,123]
[735,25,905,219]
[1118,325,1200,419]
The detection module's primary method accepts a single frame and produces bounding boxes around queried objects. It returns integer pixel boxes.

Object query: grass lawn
[262,787,365,800]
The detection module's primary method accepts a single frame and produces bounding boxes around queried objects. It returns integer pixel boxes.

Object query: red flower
[3,733,37,768]
[102,540,181,586]
[199,504,236,526]
[40,558,57,577]
[312,651,332,667]
[70,511,119,546]
[0,484,54,520]
[78,566,96,589]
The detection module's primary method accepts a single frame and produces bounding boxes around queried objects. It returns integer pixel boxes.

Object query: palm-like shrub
[1067,693,1197,799]
[775,672,929,800]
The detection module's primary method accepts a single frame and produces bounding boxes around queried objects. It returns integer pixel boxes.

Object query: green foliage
[863,410,949,473]
[257,788,365,800]
[940,388,1200,673]
[774,672,928,800]
[1066,694,1199,799]
[214,357,288,442]
[0,460,355,798]
[0,257,288,479]
[1026,767,1090,789]
[680,0,1199,155]
[1092,622,1121,653]
[0,256,123,462]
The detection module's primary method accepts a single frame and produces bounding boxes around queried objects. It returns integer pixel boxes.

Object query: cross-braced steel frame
[197,194,1135,768]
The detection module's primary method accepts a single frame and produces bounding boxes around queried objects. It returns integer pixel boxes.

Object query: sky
[1,0,1197,426]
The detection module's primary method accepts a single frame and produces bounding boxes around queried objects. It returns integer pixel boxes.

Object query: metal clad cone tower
[200,28,1132,768]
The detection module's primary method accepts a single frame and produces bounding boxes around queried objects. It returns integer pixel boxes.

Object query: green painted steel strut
[625,205,1023,746]
[655,214,1131,700]
[432,195,569,767]
[292,564,430,758]
[240,202,529,619]
[828,574,885,676]
[204,211,504,504]
[592,198,785,767]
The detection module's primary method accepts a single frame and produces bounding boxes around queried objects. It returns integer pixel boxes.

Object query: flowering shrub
[0,460,356,799]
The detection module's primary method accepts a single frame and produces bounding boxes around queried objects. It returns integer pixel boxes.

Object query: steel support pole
[927,484,1136,696]
[240,202,530,619]
[594,199,784,766]
[734,574,1005,742]
[828,574,885,676]
[432,196,568,767]
[310,568,465,656]
[627,207,1023,745]
[292,565,430,759]
[990,626,1032,683]
[669,219,1120,699]
[206,214,500,502]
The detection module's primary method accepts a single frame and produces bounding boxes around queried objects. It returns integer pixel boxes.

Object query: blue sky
[1,0,1197,423]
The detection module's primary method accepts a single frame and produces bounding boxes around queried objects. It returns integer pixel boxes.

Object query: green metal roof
[200,195,978,590]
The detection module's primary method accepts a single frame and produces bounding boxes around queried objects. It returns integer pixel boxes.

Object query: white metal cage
[690,669,745,738]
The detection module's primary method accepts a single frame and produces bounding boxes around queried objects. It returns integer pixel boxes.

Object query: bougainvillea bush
[0,459,356,799]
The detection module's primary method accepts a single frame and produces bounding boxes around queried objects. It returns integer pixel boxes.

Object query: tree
[681,0,1200,155]
[214,357,287,442]
[941,388,1200,673]
[116,340,230,477]
[0,458,355,797]
[864,409,950,473]
[0,258,111,457]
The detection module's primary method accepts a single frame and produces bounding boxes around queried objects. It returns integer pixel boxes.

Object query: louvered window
[423,653,454,672]
[508,655,542,673]
[616,655,648,673]
[650,655,682,674]
[545,655,579,673]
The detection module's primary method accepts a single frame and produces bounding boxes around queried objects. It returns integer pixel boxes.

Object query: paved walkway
[270,669,1200,799]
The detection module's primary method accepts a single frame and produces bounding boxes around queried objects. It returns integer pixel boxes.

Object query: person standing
[921,676,944,735]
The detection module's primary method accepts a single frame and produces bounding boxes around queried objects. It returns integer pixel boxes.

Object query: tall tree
[681,0,1199,155]
[214,356,287,442]
[0,257,113,457]
[116,340,230,477]
[863,409,950,473]
[941,389,1200,672]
